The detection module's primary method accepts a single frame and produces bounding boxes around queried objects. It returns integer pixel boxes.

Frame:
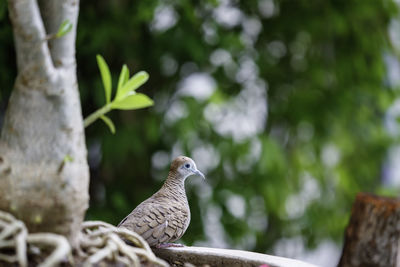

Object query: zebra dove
[118,156,205,248]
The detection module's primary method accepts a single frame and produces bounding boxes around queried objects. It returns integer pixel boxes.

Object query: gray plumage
[118,156,205,247]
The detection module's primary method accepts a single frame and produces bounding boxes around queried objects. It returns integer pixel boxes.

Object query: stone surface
[154,246,318,267]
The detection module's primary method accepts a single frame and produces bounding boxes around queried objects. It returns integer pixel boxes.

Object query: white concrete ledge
[153,246,318,267]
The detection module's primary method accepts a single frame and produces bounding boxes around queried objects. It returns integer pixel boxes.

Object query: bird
[118,156,205,248]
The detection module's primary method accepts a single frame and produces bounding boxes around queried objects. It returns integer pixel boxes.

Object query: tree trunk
[338,193,400,267]
[0,0,88,246]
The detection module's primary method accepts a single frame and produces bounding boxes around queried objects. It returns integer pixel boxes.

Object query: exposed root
[79,221,168,266]
[0,211,28,267]
[27,233,71,267]
[0,210,169,266]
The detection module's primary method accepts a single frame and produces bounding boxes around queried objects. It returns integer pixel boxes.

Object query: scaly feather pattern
[118,156,204,247]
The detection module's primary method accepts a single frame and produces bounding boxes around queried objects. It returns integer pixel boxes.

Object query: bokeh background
[1,1,400,266]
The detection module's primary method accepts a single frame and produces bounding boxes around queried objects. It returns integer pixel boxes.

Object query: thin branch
[7,0,54,76]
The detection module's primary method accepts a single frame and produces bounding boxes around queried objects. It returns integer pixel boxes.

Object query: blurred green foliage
[1,0,399,257]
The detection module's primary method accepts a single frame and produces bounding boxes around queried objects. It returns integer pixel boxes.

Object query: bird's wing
[118,200,189,246]
[163,204,189,242]
[117,214,130,227]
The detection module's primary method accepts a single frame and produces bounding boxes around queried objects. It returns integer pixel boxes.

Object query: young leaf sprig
[84,55,153,133]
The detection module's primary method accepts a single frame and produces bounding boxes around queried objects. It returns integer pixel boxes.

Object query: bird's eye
[185,163,190,168]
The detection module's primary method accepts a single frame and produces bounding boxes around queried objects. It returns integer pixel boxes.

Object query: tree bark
[338,193,400,267]
[0,0,88,246]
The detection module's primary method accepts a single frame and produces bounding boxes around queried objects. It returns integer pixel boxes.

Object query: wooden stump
[338,193,400,267]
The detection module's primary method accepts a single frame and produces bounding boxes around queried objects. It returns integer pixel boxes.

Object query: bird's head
[170,156,205,180]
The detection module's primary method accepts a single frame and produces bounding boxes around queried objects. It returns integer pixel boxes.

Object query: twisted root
[0,211,168,266]
[0,211,69,267]
[79,221,168,266]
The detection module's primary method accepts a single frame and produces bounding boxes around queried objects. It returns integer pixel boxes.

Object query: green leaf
[111,93,154,110]
[115,71,149,100]
[63,154,74,163]
[55,20,73,38]
[96,55,112,103]
[100,115,116,134]
[117,64,130,93]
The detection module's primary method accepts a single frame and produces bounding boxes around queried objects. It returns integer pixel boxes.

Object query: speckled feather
[118,156,202,247]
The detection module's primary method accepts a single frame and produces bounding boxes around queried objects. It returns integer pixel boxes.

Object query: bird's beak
[193,169,205,179]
